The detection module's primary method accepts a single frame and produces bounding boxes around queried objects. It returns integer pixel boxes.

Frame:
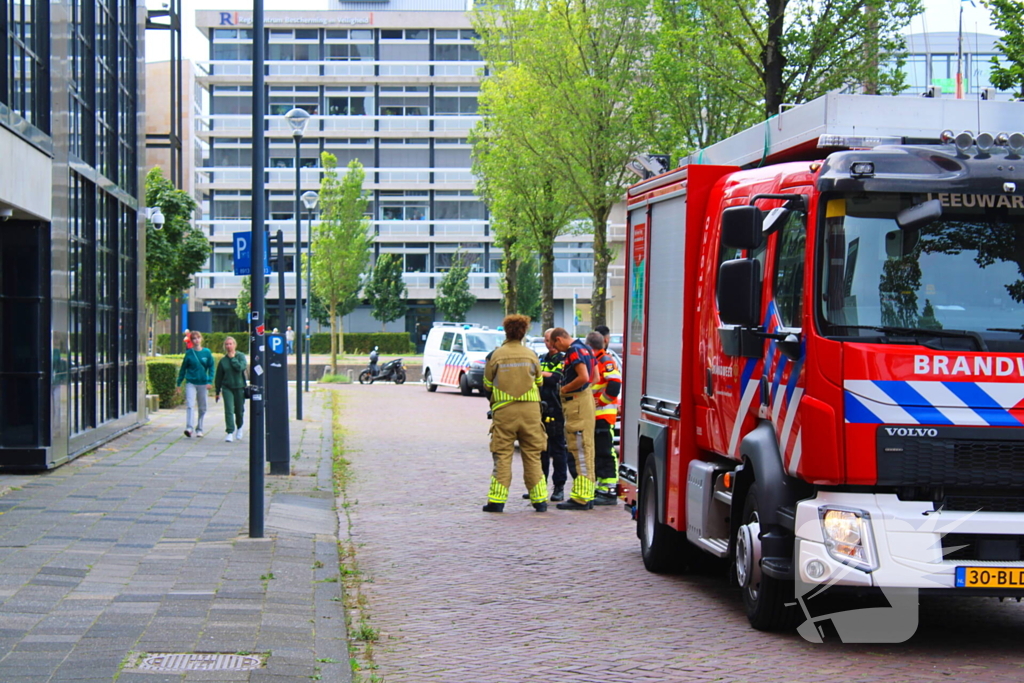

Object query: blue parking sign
[268,334,285,355]
[233,231,271,276]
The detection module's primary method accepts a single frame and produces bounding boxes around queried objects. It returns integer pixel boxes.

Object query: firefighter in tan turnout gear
[482,315,549,513]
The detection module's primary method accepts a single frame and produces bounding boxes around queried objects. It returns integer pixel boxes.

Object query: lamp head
[301,190,319,210]
[284,107,311,137]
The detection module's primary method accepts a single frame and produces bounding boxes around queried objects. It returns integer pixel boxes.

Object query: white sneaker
[196,429,204,438]
[225,433,234,443]
[234,428,243,441]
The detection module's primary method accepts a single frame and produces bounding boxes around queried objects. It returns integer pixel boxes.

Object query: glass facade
[0,0,144,468]
[1,0,50,133]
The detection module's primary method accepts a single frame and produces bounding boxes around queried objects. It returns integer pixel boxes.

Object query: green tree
[364,253,408,331]
[983,0,1024,98]
[639,0,761,156]
[144,168,209,344]
[692,0,919,120]
[473,0,653,328]
[311,155,372,373]
[516,256,542,323]
[435,251,476,322]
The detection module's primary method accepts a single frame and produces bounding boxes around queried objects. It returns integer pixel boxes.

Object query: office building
[194,3,598,346]
[0,0,146,469]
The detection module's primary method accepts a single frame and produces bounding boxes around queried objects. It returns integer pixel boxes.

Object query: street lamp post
[301,190,319,394]
[284,107,310,420]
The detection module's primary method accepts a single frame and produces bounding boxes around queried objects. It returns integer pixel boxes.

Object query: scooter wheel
[358,370,372,385]
[394,369,406,385]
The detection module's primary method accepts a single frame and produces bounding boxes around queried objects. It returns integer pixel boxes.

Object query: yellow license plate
[955,566,1024,588]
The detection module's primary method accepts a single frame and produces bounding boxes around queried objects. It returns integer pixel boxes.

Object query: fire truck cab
[620,93,1024,632]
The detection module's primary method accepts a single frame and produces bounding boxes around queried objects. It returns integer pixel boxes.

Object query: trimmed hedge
[309,332,413,354]
[146,360,183,408]
[156,332,250,355]
[155,331,412,355]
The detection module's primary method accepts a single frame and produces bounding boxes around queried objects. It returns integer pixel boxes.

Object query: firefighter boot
[533,502,548,512]
[593,490,618,506]
[556,499,593,511]
[482,503,505,513]
[550,486,565,502]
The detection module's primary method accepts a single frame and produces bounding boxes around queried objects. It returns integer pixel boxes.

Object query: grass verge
[331,391,382,682]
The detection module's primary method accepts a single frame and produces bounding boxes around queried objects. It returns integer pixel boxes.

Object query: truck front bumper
[794,491,1024,590]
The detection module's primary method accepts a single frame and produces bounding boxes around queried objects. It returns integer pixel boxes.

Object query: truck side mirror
[717,259,762,327]
[721,206,764,250]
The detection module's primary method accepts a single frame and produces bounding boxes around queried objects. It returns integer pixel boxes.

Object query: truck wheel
[638,459,675,573]
[459,373,473,396]
[358,370,371,385]
[394,369,406,385]
[737,484,800,631]
[424,369,437,392]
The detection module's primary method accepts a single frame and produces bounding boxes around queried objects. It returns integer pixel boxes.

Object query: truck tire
[424,369,437,392]
[638,459,675,573]
[459,373,473,396]
[358,370,372,385]
[394,369,406,385]
[738,484,800,631]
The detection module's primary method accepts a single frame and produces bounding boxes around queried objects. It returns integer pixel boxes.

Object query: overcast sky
[144,0,998,66]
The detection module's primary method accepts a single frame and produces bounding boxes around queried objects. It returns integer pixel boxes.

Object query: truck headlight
[819,507,878,572]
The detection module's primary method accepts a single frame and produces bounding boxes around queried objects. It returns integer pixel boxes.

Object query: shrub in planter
[146,360,183,408]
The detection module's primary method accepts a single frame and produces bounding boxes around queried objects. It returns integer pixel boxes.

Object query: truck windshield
[465,332,504,352]
[818,192,1024,348]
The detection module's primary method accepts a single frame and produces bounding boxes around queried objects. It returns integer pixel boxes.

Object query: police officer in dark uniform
[522,327,575,502]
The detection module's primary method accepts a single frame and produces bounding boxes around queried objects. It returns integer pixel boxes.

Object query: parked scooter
[359,355,406,384]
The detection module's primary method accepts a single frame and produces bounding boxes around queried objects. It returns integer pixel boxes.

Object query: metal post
[276,230,286,339]
[249,0,266,539]
[294,134,303,419]
[305,209,312,392]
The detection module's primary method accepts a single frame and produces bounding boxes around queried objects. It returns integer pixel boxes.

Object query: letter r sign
[220,12,234,25]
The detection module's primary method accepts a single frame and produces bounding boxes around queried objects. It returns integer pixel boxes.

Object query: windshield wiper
[837,325,988,351]
[987,328,1024,339]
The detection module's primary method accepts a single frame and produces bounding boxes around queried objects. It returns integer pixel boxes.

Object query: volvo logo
[884,427,938,437]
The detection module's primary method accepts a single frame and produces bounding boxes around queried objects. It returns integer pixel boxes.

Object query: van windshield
[466,332,504,352]
[818,192,1024,349]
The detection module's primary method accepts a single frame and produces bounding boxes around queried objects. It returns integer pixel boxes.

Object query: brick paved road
[337,383,1024,683]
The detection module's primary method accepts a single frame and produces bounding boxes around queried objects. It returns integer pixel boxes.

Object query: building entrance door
[406,304,434,353]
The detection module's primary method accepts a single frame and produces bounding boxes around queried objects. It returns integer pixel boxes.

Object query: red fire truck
[620,93,1024,632]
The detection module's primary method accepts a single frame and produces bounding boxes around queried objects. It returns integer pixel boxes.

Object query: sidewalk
[0,390,348,682]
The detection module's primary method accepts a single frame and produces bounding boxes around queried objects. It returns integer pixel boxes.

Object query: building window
[435,86,479,115]
[326,87,372,115]
[379,86,428,117]
[269,85,319,115]
[379,191,428,221]
[2,0,50,133]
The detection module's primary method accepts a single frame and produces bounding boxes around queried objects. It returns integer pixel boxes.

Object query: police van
[422,322,504,396]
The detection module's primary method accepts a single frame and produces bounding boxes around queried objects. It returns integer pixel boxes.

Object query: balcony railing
[195,60,484,80]
[196,113,481,136]
[197,219,488,239]
[195,165,478,190]
[195,271,592,292]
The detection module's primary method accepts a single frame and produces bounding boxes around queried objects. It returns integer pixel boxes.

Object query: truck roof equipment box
[676,92,1024,170]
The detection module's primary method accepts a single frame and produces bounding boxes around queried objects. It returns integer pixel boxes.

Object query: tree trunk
[862,0,879,95]
[590,205,612,329]
[329,300,338,375]
[504,254,519,315]
[763,0,788,119]
[539,247,555,332]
